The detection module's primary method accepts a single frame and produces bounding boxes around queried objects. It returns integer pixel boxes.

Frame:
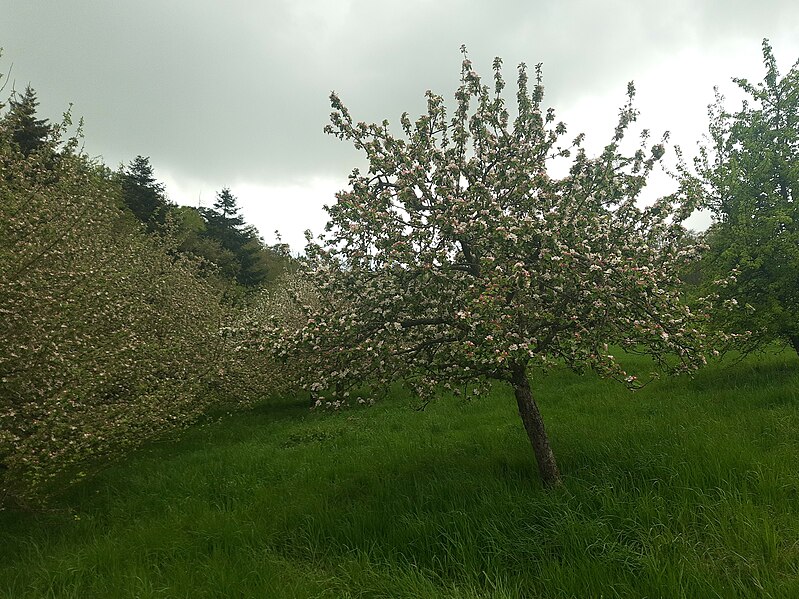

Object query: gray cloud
[2,0,798,194]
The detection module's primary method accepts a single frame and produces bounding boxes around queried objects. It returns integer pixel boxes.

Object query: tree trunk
[510,364,562,488]
[790,335,799,358]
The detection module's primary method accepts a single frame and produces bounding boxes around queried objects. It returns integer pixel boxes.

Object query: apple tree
[272,51,711,487]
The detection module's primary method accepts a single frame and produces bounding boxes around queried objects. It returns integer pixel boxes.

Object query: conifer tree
[120,155,170,228]
[212,187,245,227]
[199,188,265,286]
[1,85,51,156]
[201,188,246,254]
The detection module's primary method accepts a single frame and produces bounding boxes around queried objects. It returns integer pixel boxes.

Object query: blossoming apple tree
[274,51,711,487]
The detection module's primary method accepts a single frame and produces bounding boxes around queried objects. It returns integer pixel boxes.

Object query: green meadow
[2,350,798,598]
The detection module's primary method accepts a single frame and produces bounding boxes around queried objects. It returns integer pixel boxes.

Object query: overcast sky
[2,1,798,251]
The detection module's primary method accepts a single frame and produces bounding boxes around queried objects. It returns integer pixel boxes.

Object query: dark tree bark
[510,364,562,488]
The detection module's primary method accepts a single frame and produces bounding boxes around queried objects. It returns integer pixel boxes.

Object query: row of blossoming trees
[0,80,289,506]
[252,42,798,487]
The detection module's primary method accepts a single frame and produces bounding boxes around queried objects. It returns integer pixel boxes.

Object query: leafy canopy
[273,49,711,407]
[0,81,280,506]
[697,39,799,354]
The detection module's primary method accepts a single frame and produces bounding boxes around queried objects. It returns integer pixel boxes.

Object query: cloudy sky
[2,1,798,251]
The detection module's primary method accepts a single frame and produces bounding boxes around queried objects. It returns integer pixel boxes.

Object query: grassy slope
[1,351,798,598]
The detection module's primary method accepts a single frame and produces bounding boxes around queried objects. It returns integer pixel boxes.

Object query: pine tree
[2,85,51,156]
[200,188,275,287]
[120,156,170,228]
[211,187,245,228]
[201,188,244,256]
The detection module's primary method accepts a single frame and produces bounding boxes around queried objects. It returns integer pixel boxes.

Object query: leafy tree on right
[696,40,799,355]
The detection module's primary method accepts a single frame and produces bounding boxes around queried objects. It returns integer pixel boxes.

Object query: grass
[2,350,799,598]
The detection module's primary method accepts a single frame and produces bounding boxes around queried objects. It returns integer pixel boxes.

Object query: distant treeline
[3,84,294,292]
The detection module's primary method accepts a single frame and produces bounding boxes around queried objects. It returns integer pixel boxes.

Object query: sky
[2,1,798,252]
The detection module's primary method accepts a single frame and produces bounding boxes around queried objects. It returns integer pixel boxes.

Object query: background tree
[0,85,51,156]
[201,187,286,288]
[167,205,242,282]
[267,52,711,487]
[119,155,171,229]
[696,40,799,355]
[210,187,245,227]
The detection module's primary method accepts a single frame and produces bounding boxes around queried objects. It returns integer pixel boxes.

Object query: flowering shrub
[267,50,715,486]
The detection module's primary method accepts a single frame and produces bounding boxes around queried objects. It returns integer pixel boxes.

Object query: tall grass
[2,351,798,598]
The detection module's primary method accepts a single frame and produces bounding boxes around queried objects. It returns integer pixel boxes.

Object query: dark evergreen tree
[212,187,245,227]
[236,227,272,287]
[200,188,282,288]
[200,188,250,284]
[201,187,246,251]
[120,156,170,229]
[1,85,51,156]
